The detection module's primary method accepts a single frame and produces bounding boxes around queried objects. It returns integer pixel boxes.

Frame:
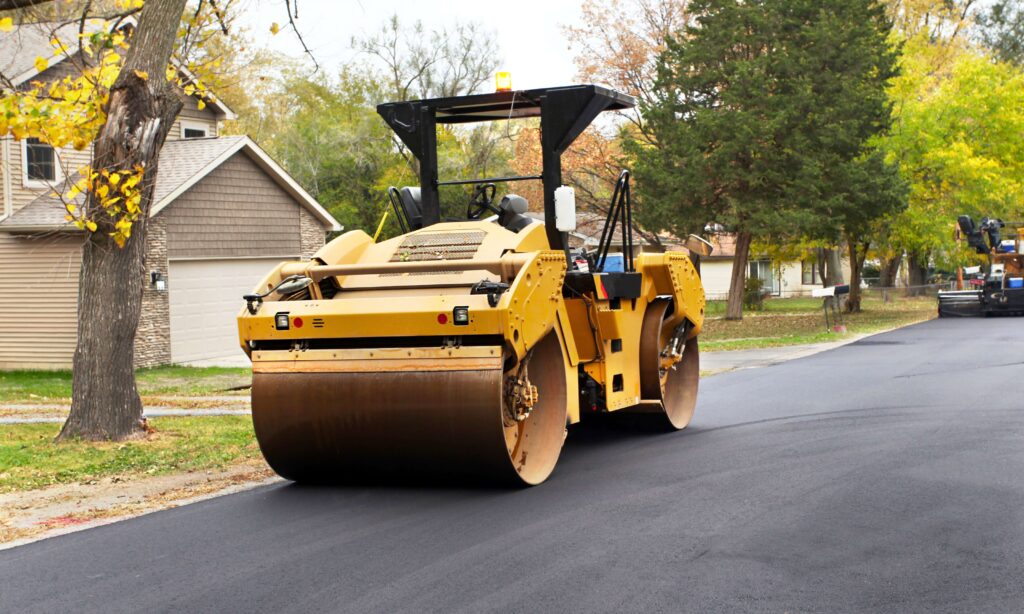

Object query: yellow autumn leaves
[65,165,147,247]
[0,8,213,247]
[0,25,125,149]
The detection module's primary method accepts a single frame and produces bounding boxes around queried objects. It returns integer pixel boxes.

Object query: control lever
[471,280,510,307]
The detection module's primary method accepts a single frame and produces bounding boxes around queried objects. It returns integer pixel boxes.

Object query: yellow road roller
[237,84,709,485]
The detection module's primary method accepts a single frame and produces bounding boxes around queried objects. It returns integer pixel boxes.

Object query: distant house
[0,22,340,369]
[699,234,852,300]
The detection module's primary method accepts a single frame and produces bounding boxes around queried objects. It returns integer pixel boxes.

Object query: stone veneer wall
[299,208,326,259]
[134,214,171,368]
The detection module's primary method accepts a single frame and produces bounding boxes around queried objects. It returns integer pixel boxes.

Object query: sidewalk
[0,395,251,424]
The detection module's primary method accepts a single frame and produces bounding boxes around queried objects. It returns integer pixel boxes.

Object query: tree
[0,0,308,440]
[507,124,672,242]
[879,36,1024,278]
[565,0,692,141]
[837,152,906,311]
[62,0,189,440]
[2,0,192,439]
[977,0,1024,65]
[352,15,500,103]
[563,1,697,246]
[634,0,900,319]
[224,14,517,240]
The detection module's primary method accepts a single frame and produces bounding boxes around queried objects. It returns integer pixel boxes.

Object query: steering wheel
[466,183,499,219]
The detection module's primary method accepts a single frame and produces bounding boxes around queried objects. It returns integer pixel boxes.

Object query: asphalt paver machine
[237,84,708,485]
[938,215,1024,317]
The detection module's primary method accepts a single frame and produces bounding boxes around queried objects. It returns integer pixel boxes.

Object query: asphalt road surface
[3,318,1024,613]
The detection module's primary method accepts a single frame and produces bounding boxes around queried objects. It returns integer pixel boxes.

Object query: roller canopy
[376,85,636,249]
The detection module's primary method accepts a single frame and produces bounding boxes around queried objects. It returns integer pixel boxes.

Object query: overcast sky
[236,0,585,90]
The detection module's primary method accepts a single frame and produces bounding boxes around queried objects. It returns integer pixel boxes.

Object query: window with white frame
[802,259,821,285]
[749,259,780,295]
[181,121,209,139]
[24,137,57,184]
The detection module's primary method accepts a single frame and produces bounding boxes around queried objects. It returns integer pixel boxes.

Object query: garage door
[169,258,288,363]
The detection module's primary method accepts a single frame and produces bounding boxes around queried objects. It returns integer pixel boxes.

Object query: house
[699,234,851,300]
[0,22,341,369]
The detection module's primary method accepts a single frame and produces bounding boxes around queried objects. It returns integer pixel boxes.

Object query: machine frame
[237,84,707,485]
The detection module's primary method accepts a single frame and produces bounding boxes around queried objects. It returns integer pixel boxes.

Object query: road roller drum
[237,84,708,485]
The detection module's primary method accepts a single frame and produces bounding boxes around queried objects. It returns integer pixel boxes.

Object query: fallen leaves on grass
[701,297,936,350]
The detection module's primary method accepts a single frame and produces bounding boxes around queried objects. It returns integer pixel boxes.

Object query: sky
[236,0,585,90]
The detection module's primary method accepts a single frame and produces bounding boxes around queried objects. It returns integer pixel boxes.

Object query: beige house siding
[700,257,852,300]
[135,215,171,368]
[164,151,301,259]
[169,95,219,141]
[0,233,81,369]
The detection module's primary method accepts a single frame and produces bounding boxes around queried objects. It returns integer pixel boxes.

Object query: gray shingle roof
[0,20,108,84]
[0,136,246,230]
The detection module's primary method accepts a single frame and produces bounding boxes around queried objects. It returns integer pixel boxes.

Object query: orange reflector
[495,71,512,92]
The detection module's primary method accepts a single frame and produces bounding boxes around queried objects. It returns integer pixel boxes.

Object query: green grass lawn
[0,416,261,493]
[701,295,936,351]
[0,366,251,403]
[705,296,825,316]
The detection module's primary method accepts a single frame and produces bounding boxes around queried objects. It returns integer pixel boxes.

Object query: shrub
[744,277,767,310]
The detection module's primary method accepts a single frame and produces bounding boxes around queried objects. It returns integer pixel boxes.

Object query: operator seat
[398,187,424,231]
[496,194,533,233]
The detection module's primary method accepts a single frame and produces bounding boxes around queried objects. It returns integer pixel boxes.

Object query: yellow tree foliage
[0,0,225,247]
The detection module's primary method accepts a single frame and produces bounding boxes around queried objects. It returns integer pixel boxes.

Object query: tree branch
[285,0,319,73]
[0,0,52,10]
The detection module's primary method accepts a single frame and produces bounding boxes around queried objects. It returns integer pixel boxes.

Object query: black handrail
[595,170,635,273]
[387,186,410,234]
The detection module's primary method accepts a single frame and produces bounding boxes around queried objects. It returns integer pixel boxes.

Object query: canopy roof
[377,84,634,125]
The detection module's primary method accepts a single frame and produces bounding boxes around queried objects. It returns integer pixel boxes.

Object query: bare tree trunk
[826,248,844,286]
[879,253,900,302]
[60,0,188,441]
[845,239,869,313]
[725,231,752,321]
[816,247,830,286]
[906,251,928,297]
[817,246,845,310]
[879,254,900,286]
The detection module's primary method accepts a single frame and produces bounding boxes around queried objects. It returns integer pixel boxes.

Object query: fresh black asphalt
[2,317,1023,613]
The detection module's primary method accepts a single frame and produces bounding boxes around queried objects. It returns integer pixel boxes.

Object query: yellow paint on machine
[238,220,705,485]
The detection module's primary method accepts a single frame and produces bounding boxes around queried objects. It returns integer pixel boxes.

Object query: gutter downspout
[1,137,11,220]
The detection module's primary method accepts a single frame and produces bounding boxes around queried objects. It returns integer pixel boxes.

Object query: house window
[25,138,56,183]
[749,259,780,295]
[181,121,208,139]
[802,260,821,285]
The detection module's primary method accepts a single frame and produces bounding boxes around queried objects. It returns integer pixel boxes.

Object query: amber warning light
[495,71,512,92]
